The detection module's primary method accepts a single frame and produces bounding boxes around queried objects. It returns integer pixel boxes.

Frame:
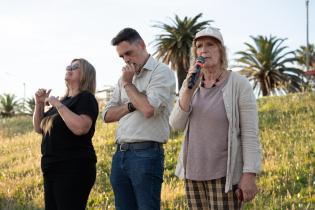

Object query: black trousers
[43,159,96,210]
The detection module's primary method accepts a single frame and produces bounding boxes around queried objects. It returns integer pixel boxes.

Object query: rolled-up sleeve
[146,66,176,116]
[102,81,122,121]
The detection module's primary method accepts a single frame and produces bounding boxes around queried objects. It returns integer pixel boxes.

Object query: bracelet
[127,102,136,112]
[123,83,134,89]
[56,103,64,111]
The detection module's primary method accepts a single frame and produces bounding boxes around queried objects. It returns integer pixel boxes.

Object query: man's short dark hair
[111,28,143,46]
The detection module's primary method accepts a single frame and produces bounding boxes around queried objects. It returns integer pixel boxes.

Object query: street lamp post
[306,0,310,71]
[23,82,26,113]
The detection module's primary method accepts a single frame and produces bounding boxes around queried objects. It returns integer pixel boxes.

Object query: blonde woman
[33,58,98,210]
[169,27,261,210]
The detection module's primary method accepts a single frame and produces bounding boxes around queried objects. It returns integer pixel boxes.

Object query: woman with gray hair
[169,27,261,209]
[33,58,98,210]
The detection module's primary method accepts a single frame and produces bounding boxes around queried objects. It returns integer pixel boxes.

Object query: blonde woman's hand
[35,89,51,104]
[45,96,60,108]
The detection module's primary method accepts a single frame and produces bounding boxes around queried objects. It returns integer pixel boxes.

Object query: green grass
[0,92,314,209]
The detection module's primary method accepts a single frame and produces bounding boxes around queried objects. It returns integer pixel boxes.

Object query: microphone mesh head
[196,56,205,64]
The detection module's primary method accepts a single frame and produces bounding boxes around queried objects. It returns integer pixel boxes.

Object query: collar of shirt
[136,55,155,78]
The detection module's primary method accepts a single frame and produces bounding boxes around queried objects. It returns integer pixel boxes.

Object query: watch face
[128,102,136,112]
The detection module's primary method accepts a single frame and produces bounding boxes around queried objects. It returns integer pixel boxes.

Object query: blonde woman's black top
[41,91,98,171]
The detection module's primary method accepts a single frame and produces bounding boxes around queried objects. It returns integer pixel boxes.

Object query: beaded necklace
[201,70,225,88]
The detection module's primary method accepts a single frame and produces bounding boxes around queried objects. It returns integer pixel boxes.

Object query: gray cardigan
[169,71,261,193]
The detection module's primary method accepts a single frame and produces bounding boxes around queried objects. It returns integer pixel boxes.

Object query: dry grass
[0,92,314,209]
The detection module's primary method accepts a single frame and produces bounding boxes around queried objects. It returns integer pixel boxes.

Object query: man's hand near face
[122,63,136,86]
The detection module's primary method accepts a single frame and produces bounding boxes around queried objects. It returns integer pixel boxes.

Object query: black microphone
[188,56,205,89]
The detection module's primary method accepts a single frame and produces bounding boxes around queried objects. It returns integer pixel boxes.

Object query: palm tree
[152,13,212,91]
[235,35,307,96]
[25,97,35,115]
[0,93,21,117]
[295,44,315,91]
[295,44,315,69]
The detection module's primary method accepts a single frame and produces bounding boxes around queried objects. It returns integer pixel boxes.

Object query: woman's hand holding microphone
[180,57,204,112]
[185,56,205,92]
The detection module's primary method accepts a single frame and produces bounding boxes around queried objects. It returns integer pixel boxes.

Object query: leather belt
[117,141,163,152]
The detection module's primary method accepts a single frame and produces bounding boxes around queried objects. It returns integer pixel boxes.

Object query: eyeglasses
[66,63,80,71]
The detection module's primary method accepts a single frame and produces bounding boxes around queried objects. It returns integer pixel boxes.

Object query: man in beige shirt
[103,28,175,210]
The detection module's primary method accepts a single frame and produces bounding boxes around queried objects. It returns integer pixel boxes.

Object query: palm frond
[152,13,212,91]
[234,35,306,96]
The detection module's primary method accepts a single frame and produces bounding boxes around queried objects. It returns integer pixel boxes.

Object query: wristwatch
[127,102,136,112]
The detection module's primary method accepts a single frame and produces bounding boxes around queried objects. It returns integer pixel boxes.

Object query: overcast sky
[0,0,314,99]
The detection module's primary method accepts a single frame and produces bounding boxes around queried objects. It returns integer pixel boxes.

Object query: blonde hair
[65,58,96,96]
[40,114,57,136]
[191,37,228,70]
[41,58,96,135]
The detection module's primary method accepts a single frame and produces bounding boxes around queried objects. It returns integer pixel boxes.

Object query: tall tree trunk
[261,80,269,96]
[177,64,189,92]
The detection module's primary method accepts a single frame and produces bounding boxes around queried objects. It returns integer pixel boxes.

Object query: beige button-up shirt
[103,55,176,144]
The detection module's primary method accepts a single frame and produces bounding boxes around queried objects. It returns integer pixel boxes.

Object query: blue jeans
[110,145,164,210]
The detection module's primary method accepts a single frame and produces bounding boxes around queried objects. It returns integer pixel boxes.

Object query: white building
[95,85,115,110]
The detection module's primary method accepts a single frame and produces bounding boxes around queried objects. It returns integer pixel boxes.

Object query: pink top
[186,75,229,180]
